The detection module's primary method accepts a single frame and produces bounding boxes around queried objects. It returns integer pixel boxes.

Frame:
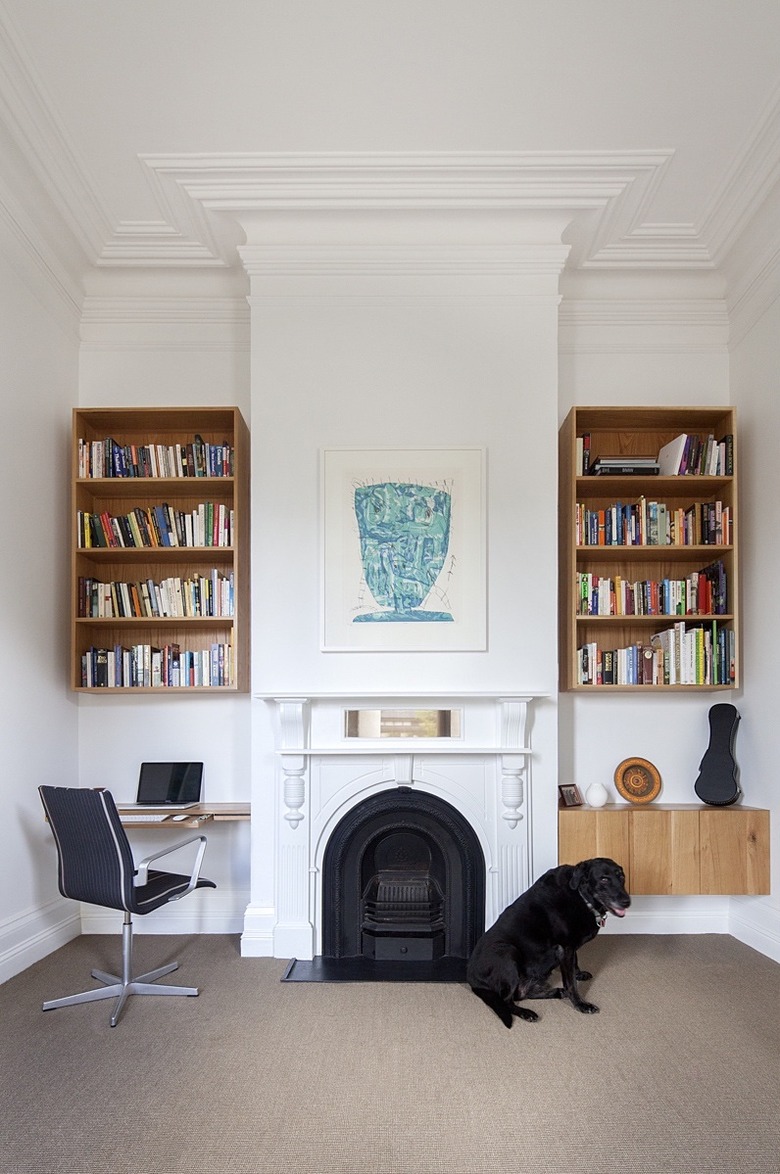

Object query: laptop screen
[136,762,203,805]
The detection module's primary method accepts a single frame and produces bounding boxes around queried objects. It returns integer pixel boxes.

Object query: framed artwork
[558,784,584,808]
[321,447,486,651]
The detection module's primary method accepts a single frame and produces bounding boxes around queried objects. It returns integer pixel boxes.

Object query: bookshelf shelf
[559,406,738,691]
[71,406,250,693]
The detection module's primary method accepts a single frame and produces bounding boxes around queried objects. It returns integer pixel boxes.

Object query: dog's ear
[569,864,584,890]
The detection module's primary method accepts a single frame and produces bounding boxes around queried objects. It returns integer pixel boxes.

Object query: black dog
[467,858,630,1028]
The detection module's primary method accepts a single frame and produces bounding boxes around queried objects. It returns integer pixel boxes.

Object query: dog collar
[580,892,607,928]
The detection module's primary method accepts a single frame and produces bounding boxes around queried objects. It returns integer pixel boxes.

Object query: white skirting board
[729,898,780,964]
[4,895,778,984]
[0,899,81,986]
[572,894,734,936]
[79,889,249,935]
[239,902,276,957]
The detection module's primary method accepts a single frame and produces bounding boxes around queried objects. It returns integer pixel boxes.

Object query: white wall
[243,242,565,954]
[728,292,780,960]
[75,295,253,933]
[557,285,757,935]
[0,213,81,981]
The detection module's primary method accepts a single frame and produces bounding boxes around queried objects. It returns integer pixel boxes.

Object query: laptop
[122,762,204,809]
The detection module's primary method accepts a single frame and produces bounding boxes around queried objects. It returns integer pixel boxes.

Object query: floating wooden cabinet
[71,407,250,693]
[699,808,770,895]
[559,406,738,691]
[628,807,701,894]
[558,804,769,895]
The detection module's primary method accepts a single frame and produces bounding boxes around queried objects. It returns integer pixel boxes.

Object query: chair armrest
[134,834,208,897]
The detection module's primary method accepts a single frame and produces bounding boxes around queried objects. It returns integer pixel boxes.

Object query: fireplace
[322,789,485,962]
[248,693,541,965]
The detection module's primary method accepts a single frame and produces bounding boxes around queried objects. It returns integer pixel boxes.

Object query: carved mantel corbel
[499,697,530,829]
[275,698,309,829]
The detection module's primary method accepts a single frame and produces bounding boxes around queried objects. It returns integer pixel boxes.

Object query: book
[657,433,687,475]
[590,459,660,476]
[718,433,734,475]
[591,455,659,467]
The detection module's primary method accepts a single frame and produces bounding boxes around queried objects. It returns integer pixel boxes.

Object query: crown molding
[238,242,571,278]
[726,245,780,348]
[0,8,109,261]
[148,150,675,262]
[558,297,729,355]
[1,0,779,280]
[701,82,780,267]
[0,167,81,338]
[79,294,250,350]
[98,139,780,271]
[80,295,249,324]
[558,299,728,329]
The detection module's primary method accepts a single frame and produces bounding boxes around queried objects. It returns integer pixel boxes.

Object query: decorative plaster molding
[80,295,250,324]
[727,246,780,347]
[151,150,675,261]
[239,241,571,276]
[0,10,111,260]
[558,297,729,354]
[701,82,780,266]
[78,294,250,350]
[0,178,81,337]
[2,0,780,316]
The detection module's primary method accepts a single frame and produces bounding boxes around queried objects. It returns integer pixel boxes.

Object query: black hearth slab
[281,956,468,983]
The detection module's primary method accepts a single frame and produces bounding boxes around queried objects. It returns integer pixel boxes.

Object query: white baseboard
[728,898,780,963]
[599,895,731,936]
[5,894,777,981]
[0,898,80,985]
[79,889,249,935]
[239,903,276,957]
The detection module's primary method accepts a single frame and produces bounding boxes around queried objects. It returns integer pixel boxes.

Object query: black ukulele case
[694,703,741,806]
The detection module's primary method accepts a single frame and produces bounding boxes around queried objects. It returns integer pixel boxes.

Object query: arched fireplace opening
[322,789,485,964]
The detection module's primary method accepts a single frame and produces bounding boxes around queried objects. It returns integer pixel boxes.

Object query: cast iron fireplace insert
[283,788,485,982]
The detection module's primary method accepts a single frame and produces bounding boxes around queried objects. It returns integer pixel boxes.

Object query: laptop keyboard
[121,813,170,823]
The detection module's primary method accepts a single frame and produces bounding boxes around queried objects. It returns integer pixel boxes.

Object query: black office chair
[39,785,216,1026]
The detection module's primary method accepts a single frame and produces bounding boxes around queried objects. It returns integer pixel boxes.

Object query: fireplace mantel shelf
[256,692,547,701]
[271,745,532,756]
[259,693,540,760]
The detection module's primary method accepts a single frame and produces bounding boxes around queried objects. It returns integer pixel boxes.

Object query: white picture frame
[321,447,487,651]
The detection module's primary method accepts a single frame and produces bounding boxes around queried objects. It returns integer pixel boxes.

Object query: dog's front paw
[575,1001,600,1014]
[575,969,592,981]
[514,1006,540,1022]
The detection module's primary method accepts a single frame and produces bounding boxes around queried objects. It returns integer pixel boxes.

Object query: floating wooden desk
[116,802,250,829]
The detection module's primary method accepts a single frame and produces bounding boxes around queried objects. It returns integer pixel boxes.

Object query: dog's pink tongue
[612,907,627,917]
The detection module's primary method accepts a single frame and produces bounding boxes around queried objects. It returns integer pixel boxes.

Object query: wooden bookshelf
[71,407,250,693]
[558,804,769,895]
[559,406,738,691]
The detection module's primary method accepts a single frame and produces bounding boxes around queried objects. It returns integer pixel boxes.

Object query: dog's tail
[470,986,514,1029]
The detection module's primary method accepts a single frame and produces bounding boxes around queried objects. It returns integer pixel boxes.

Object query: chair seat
[132,869,216,914]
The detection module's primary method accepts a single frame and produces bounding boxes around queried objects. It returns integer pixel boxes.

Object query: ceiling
[1,1,779,288]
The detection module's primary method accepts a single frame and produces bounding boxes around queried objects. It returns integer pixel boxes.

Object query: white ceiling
[1,0,779,284]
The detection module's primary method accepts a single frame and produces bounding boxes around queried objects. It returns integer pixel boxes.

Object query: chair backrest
[39,786,135,912]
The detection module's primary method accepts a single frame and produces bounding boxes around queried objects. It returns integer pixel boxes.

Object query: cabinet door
[699,809,770,895]
[558,809,631,881]
[629,809,700,894]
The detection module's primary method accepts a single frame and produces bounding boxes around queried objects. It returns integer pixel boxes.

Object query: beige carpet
[0,933,778,1173]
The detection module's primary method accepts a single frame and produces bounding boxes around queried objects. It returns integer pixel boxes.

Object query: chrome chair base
[42,914,199,1026]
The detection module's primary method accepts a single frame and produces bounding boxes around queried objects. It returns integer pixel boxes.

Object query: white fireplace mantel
[254,692,544,959]
[256,692,540,756]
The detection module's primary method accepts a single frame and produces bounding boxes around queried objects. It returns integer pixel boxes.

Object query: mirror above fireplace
[344,708,462,739]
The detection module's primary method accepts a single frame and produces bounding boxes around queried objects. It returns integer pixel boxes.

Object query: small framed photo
[558,784,584,808]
